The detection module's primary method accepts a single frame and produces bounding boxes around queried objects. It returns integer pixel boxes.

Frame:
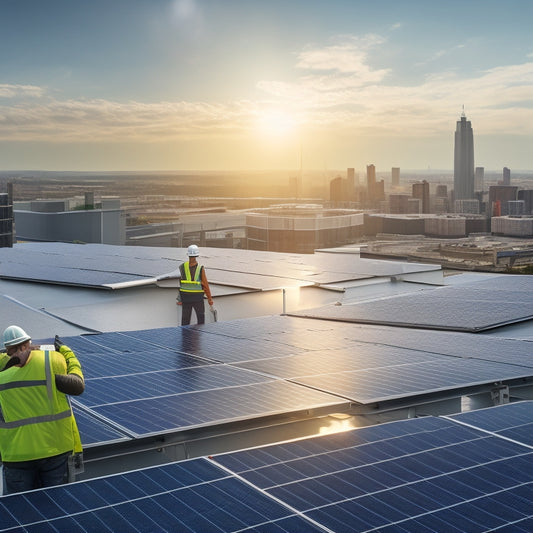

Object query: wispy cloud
[0,84,46,99]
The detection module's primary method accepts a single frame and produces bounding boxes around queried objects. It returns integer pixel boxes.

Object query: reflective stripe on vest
[180,262,204,293]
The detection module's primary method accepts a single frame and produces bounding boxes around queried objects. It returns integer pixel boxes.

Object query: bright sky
[1,0,532,172]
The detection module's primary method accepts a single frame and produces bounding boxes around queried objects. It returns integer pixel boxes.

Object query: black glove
[54,335,63,352]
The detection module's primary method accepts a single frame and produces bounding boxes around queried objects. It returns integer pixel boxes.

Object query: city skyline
[1,0,533,172]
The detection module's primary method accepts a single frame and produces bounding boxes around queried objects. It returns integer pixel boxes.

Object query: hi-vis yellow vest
[179,262,204,293]
[0,350,82,462]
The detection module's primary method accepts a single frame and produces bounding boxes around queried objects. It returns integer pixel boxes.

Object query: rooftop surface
[0,243,531,531]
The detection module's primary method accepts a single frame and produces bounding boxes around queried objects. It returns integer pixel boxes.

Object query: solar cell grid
[211,415,533,533]
[72,405,132,446]
[1,411,531,532]
[72,331,160,353]
[77,349,212,379]
[76,365,273,407]
[0,262,151,287]
[88,380,345,436]
[448,401,533,446]
[194,315,343,340]
[59,334,123,355]
[291,357,533,404]
[1,459,324,532]
[117,326,184,347]
[235,344,443,379]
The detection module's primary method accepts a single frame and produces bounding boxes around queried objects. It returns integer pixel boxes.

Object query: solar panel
[57,320,533,445]
[78,349,212,379]
[290,358,533,404]
[0,459,327,532]
[448,401,533,446]
[1,412,531,531]
[291,283,533,332]
[236,343,443,378]
[77,365,273,407]
[0,261,152,288]
[72,405,132,446]
[212,415,533,532]
[77,380,345,437]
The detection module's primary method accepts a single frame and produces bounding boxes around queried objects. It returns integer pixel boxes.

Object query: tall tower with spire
[453,108,475,201]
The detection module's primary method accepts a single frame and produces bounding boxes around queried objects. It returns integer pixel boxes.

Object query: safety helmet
[3,325,31,348]
[187,244,200,257]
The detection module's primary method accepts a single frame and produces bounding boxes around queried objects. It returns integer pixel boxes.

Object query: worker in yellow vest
[0,325,84,495]
[177,244,214,325]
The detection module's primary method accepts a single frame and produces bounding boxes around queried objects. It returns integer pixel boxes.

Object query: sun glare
[255,109,298,140]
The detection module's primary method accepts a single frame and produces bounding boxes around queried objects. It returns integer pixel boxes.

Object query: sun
[255,109,298,140]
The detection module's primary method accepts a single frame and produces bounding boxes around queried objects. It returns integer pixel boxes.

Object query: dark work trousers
[3,452,70,495]
[181,300,206,325]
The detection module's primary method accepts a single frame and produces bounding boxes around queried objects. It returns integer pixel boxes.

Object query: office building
[366,164,376,188]
[391,167,400,187]
[389,194,410,214]
[508,200,525,216]
[488,185,518,216]
[455,199,480,215]
[503,167,511,186]
[0,192,13,248]
[434,196,449,214]
[474,166,484,192]
[492,215,533,237]
[14,197,126,245]
[246,205,365,253]
[453,112,475,201]
[346,167,358,191]
[518,189,533,214]
[412,180,430,214]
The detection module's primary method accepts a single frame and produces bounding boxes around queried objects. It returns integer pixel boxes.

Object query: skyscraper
[412,180,430,214]
[454,111,475,201]
[474,167,484,192]
[391,167,400,187]
[503,167,511,186]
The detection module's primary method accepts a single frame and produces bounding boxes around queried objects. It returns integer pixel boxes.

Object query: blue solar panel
[82,380,345,436]
[78,349,213,379]
[448,401,533,446]
[77,365,273,407]
[55,321,533,446]
[0,459,329,532]
[291,358,532,404]
[1,415,531,532]
[236,343,444,378]
[212,416,533,533]
[72,405,132,446]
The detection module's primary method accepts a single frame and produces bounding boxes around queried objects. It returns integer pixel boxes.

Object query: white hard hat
[187,244,200,257]
[3,325,31,348]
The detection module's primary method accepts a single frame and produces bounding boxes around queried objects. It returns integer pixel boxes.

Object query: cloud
[1,35,533,146]
[0,97,254,142]
[0,84,45,99]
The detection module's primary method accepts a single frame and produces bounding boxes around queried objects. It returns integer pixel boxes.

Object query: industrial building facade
[246,206,365,253]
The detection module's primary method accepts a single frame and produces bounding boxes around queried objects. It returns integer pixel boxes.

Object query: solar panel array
[52,314,533,448]
[1,403,531,532]
[63,321,347,442]
[291,275,533,332]
[0,242,438,290]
